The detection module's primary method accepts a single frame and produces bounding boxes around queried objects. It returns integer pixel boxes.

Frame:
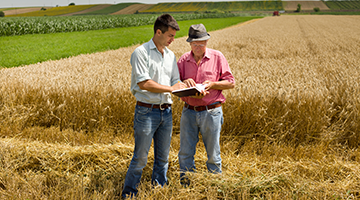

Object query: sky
[0,0,239,8]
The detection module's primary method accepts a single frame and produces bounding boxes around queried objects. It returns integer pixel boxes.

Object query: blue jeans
[122,104,173,198]
[178,103,224,179]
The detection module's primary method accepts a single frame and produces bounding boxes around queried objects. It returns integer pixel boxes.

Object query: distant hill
[324,0,360,10]
[74,3,140,15]
[6,5,96,17]
[140,1,284,13]
[5,1,359,17]
[60,4,112,16]
[3,7,52,16]
[283,1,330,11]
[111,4,155,15]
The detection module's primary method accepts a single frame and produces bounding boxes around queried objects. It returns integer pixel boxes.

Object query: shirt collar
[150,39,168,54]
[187,48,210,62]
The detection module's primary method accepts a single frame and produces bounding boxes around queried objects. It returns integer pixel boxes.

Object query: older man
[177,24,235,185]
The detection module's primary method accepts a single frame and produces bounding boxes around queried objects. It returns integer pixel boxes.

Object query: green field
[141,1,283,13]
[0,16,261,68]
[0,13,251,37]
[324,0,360,10]
[311,11,360,15]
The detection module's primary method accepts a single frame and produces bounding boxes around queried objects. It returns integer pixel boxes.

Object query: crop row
[141,1,283,13]
[324,0,360,10]
[0,13,242,36]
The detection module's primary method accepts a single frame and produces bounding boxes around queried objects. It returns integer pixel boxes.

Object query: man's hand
[183,78,210,99]
[183,78,196,88]
[138,79,186,93]
[202,80,214,90]
[190,90,209,99]
[172,81,187,91]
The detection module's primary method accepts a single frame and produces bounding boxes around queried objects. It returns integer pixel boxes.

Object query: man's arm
[138,79,185,93]
[203,80,235,91]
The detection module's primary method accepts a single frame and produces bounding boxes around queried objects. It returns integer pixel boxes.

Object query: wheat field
[0,15,360,199]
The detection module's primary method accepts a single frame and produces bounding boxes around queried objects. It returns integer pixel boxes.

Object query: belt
[184,102,221,112]
[137,101,171,110]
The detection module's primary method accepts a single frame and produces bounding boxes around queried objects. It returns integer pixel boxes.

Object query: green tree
[313,7,320,12]
[296,4,302,12]
[0,11,5,17]
[69,2,75,6]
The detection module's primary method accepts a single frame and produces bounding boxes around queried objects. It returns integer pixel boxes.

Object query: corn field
[0,13,244,36]
[0,15,360,199]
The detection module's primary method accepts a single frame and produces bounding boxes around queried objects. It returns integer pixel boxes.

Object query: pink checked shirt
[177,48,235,106]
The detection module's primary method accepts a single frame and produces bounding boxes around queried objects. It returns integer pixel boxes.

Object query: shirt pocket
[203,69,219,82]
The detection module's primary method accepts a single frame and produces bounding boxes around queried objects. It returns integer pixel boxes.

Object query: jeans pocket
[135,106,152,128]
[207,106,222,116]
[136,105,151,115]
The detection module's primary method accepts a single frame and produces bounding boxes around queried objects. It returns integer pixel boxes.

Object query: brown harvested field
[283,1,330,11]
[60,4,112,16]
[3,7,52,15]
[111,4,155,15]
[0,15,360,199]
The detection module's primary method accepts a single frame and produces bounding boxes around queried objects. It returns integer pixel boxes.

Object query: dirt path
[111,4,154,15]
[59,4,112,16]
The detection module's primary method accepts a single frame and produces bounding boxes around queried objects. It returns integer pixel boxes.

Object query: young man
[122,14,185,198]
[177,24,235,185]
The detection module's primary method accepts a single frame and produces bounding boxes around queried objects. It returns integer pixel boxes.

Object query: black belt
[137,101,171,110]
[184,102,221,112]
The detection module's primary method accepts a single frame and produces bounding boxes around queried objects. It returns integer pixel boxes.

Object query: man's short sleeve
[131,47,151,84]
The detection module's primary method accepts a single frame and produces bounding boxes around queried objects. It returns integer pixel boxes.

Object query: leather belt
[184,102,221,112]
[137,101,171,110]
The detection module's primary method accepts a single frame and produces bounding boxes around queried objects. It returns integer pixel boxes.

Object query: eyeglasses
[190,43,206,47]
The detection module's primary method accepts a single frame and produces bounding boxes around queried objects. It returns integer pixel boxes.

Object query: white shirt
[130,39,180,104]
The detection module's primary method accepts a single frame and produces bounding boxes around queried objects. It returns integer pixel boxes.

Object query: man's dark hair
[154,14,180,34]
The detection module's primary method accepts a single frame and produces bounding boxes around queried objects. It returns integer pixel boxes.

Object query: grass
[0,16,261,68]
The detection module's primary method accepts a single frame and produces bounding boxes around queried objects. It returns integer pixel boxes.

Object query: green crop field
[324,0,360,10]
[0,13,256,37]
[141,1,283,13]
[0,16,261,68]
[311,11,360,15]
[75,3,139,15]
